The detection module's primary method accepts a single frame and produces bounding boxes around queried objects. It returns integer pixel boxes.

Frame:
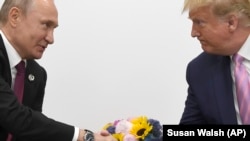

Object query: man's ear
[227,14,239,32]
[8,7,22,27]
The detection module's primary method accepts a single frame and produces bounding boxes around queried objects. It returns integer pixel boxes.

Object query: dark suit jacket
[179,52,238,124]
[0,35,75,141]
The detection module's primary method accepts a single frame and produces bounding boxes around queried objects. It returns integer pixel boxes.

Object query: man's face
[189,6,234,55]
[13,0,58,59]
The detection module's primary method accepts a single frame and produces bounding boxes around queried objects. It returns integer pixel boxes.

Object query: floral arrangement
[103,116,163,141]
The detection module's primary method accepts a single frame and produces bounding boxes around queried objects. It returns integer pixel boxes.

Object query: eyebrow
[45,20,59,28]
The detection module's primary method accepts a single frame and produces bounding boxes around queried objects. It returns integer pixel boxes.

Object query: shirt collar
[0,30,24,69]
[237,34,250,61]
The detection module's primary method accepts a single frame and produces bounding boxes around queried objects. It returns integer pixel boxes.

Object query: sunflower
[130,116,148,124]
[129,116,153,140]
[112,133,124,141]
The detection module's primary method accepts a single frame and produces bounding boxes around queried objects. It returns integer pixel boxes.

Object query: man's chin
[201,45,207,51]
[201,45,213,54]
[33,53,43,59]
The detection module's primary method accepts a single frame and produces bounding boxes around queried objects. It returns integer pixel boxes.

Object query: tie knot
[233,53,244,64]
[15,61,25,73]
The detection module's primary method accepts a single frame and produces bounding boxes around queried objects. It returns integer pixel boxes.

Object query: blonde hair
[0,0,34,27]
[183,0,250,26]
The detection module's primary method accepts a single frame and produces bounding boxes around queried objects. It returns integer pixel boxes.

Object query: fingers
[99,130,110,136]
[94,132,116,141]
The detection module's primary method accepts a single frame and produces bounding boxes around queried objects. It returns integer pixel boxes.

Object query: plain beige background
[0,0,202,131]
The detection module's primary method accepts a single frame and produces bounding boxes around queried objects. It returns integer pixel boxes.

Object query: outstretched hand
[98,130,111,136]
[94,130,117,141]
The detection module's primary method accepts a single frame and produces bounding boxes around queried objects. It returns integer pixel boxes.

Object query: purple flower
[144,134,163,141]
[106,126,116,134]
[148,119,163,137]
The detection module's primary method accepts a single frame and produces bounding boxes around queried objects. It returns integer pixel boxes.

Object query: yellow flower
[112,133,124,141]
[130,116,148,124]
[103,123,112,130]
[130,116,153,140]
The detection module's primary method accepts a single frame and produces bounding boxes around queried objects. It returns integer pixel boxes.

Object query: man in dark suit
[0,0,116,141]
[180,0,250,124]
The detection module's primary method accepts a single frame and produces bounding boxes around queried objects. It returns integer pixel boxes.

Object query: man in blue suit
[180,0,250,124]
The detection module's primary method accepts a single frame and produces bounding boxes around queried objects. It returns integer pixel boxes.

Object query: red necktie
[14,61,25,103]
[233,54,250,124]
[7,61,25,141]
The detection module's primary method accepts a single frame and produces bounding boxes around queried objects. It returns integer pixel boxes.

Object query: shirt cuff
[72,127,80,141]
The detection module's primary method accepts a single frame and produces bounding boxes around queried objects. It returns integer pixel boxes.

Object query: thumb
[99,130,111,136]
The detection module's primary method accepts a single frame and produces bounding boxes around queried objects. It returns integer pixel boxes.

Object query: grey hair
[0,0,34,27]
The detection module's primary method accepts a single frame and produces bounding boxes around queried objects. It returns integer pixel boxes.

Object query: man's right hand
[78,129,117,141]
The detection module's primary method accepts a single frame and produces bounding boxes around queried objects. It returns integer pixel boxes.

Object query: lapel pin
[28,74,35,81]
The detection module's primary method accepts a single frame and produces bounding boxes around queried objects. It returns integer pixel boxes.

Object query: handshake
[78,129,117,141]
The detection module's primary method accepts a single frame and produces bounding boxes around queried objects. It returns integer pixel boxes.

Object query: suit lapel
[23,60,37,105]
[212,56,238,124]
[0,34,12,86]
[22,60,46,112]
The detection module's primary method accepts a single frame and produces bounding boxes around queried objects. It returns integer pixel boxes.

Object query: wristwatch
[84,129,94,141]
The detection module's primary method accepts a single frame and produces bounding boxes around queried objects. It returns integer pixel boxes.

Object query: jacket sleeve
[0,77,75,141]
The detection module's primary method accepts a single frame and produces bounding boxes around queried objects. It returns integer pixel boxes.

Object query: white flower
[115,119,133,134]
[124,133,137,141]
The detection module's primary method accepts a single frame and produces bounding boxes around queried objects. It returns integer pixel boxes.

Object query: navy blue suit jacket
[180,52,238,124]
[0,34,75,141]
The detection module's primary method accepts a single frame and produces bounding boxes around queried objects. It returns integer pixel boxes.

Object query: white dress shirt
[231,35,250,125]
